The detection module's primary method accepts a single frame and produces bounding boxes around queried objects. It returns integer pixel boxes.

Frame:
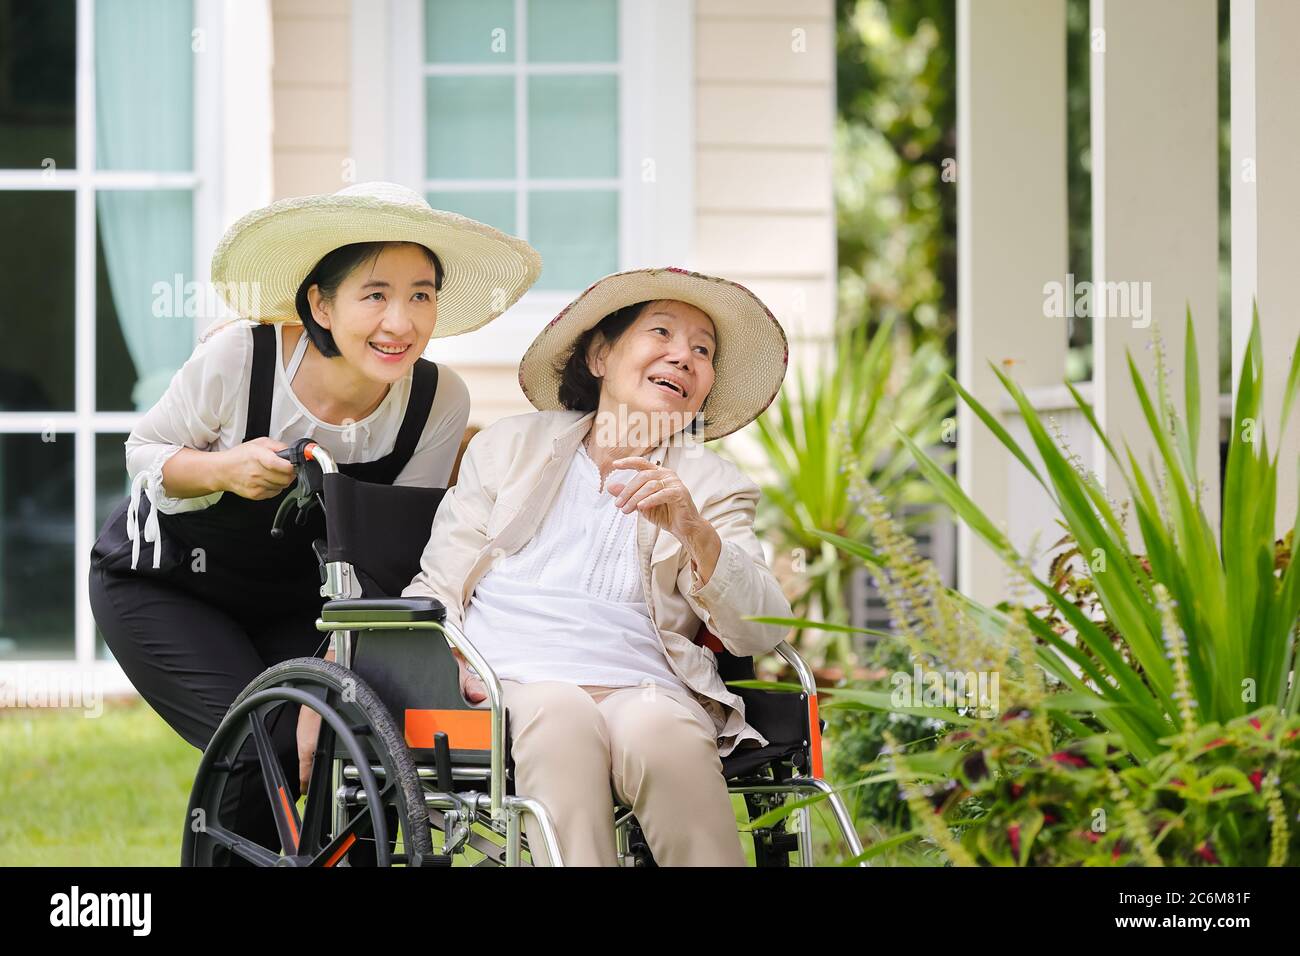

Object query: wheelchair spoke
[248,703,302,856]
[200,822,285,867]
[297,718,337,857]
[311,817,367,867]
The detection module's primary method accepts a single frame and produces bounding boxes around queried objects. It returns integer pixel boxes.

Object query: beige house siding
[695,0,836,354]
[695,0,836,470]
[267,0,836,435]
[271,0,351,200]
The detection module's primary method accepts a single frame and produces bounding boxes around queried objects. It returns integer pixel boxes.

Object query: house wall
[271,0,351,200]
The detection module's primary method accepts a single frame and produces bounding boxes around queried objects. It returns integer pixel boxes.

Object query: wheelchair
[181,438,865,867]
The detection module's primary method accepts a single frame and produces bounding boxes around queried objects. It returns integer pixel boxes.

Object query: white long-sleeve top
[460,440,692,693]
[121,319,471,571]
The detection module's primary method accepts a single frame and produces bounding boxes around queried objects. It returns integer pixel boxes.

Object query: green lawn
[0,697,199,866]
[1,697,860,866]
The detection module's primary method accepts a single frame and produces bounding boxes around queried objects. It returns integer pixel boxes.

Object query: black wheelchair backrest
[321,472,447,597]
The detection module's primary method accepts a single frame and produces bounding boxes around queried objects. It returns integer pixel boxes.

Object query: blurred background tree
[834,0,956,353]
[836,0,1230,389]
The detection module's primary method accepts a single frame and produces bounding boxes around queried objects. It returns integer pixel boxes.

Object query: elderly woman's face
[310,242,439,382]
[588,299,716,429]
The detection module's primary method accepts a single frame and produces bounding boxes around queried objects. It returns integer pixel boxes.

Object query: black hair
[294,241,445,358]
[554,298,712,437]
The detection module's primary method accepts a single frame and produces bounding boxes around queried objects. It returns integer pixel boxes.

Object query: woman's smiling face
[307,242,439,382]
[588,299,717,434]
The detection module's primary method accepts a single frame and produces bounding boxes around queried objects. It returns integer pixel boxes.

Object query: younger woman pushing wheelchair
[89,182,539,865]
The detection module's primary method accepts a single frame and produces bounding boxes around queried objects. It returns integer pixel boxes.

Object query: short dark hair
[294,241,445,358]
[554,298,712,437]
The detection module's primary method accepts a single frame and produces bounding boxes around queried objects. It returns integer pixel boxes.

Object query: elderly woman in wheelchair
[401,267,800,866]
[184,268,863,867]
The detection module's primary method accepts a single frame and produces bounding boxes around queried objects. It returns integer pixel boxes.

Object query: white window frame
[353,0,694,366]
[0,0,225,691]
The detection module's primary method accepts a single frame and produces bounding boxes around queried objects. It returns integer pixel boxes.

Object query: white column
[219,0,273,220]
[191,0,273,340]
[1231,0,1300,532]
[957,0,1069,603]
[1090,0,1220,529]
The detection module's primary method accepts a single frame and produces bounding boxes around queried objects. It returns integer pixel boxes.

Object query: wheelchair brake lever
[311,539,328,586]
[433,731,454,794]
[269,491,298,540]
[270,443,322,539]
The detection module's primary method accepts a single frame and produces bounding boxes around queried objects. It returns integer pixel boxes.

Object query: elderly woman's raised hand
[607,457,723,583]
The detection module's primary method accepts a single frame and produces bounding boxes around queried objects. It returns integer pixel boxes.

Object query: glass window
[0,0,77,171]
[425,0,513,64]
[526,0,617,63]
[425,76,516,179]
[0,191,76,411]
[529,190,618,290]
[0,434,76,660]
[528,75,618,179]
[423,0,621,294]
[95,189,196,412]
[94,0,193,172]
[0,0,199,666]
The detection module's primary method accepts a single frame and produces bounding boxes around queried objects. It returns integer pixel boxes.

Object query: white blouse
[460,440,692,694]
[121,319,471,571]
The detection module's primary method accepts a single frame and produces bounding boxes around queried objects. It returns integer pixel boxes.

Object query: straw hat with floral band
[517,267,788,443]
[208,180,541,338]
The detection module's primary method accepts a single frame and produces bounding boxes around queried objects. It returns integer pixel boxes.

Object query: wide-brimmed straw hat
[518,267,788,442]
[210,181,541,337]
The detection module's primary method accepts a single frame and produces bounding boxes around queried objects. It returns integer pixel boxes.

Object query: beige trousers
[499,679,747,866]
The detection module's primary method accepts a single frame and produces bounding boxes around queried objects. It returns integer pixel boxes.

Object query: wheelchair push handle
[271,438,339,481]
[274,438,338,475]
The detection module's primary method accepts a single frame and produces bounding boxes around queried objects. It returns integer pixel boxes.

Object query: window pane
[426,76,515,179]
[95,433,129,660]
[0,0,76,170]
[96,190,196,411]
[527,0,617,63]
[426,190,516,235]
[0,433,75,660]
[0,191,74,411]
[528,75,617,179]
[95,433,131,532]
[425,0,513,64]
[528,190,617,291]
[94,0,194,172]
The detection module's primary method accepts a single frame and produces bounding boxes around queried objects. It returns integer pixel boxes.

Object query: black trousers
[89,563,397,865]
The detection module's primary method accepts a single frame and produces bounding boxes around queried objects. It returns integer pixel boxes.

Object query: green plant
[737,315,951,668]
[824,632,942,831]
[894,309,1300,761]
[744,308,1300,864]
[816,483,1300,866]
[888,699,1300,867]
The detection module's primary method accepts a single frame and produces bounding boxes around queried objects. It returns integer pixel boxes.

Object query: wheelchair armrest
[321,597,447,624]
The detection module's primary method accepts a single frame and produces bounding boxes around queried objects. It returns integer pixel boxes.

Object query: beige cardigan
[401,409,794,757]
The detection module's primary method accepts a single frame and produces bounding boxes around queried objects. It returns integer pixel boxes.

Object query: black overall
[88,322,439,864]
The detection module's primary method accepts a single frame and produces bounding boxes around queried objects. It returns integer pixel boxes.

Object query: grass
[1,696,863,866]
[0,697,199,866]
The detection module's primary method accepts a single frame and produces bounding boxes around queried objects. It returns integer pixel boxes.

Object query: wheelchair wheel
[181,656,433,867]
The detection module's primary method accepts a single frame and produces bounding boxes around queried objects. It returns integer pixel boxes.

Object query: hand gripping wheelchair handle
[274,436,327,470]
